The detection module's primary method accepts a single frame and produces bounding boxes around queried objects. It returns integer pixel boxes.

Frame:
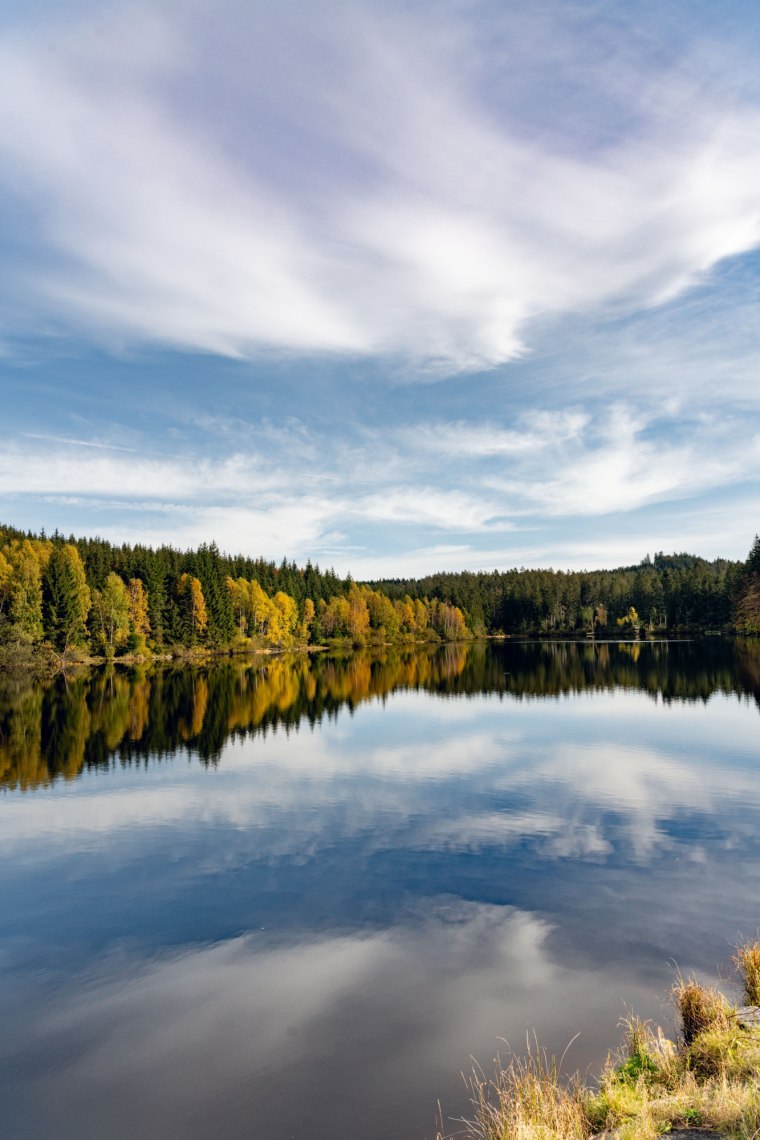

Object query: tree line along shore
[0,523,759,663]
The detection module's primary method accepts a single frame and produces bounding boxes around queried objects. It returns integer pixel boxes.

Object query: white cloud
[0,721,510,855]
[1,2,760,369]
[420,810,613,860]
[3,903,657,1137]
[351,486,501,531]
[487,406,760,518]
[23,433,137,452]
[403,411,589,458]
[3,691,756,867]
[4,392,760,571]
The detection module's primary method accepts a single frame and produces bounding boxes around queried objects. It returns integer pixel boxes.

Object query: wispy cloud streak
[1,2,759,369]
[4,397,759,572]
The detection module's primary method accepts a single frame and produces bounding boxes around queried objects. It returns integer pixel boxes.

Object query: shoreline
[0,633,460,676]
[0,630,744,680]
[437,942,760,1140]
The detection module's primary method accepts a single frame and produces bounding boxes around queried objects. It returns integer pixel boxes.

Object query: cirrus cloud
[0,2,760,369]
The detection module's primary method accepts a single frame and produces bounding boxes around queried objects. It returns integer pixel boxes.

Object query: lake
[1,639,759,1139]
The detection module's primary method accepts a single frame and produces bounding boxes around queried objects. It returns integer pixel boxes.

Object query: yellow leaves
[179,573,208,635]
[1,539,45,640]
[617,606,641,629]
[347,586,370,639]
[179,677,209,740]
[366,590,399,636]
[396,599,416,633]
[413,598,428,632]
[299,597,316,641]
[1,530,475,653]
[221,575,467,648]
[0,549,12,613]
[127,578,150,639]
[310,584,467,644]
[226,577,311,647]
[249,579,273,639]
[95,572,130,651]
[272,591,299,645]
[226,576,251,635]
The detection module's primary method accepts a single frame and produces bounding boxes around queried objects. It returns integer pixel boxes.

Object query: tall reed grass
[436,939,760,1140]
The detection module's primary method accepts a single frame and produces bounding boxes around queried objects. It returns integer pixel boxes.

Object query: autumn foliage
[0,525,470,659]
[1,523,757,661]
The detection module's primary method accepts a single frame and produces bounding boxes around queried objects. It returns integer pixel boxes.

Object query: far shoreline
[0,630,746,680]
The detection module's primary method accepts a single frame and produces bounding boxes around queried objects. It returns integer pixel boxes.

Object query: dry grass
[586,1017,760,1137]
[735,940,760,1006]
[673,977,732,1045]
[437,941,760,1140]
[440,1042,591,1140]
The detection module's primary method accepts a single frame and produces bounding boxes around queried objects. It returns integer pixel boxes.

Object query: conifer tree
[0,549,14,620]
[195,543,235,644]
[43,544,91,651]
[735,536,760,634]
[177,573,208,644]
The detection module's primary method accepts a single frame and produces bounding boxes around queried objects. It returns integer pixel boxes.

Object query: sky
[1,0,759,578]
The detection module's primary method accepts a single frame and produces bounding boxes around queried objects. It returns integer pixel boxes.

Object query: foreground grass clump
[587,1011,760,1138]
[735,942,760,1006]
[674,976,732,1045]
[451,1043,591,1140]
[439,940,760,1139]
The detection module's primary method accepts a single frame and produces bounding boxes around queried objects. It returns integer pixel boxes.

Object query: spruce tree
[43,545,91,651]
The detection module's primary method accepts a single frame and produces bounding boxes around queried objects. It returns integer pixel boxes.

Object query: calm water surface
[1,640,759,1139]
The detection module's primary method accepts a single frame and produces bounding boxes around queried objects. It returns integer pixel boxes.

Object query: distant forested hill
[373,550,745,635]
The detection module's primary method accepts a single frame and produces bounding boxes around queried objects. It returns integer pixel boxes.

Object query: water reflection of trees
[1,639,758,791]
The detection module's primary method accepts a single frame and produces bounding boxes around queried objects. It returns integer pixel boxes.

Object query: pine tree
[735,536,760,633]
[195,543,235,645]
[746,535,760,574]
[177,574,208,645]
[43,545,91,651]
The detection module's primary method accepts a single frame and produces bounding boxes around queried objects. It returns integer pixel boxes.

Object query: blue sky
[1,0,759,577]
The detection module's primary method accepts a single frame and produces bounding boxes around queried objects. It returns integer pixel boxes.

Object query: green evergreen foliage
[0,522,755,656]
[746,535,760,574]
[5,638,758,789]
[42,545,91,651]
[735,536,760,634]
[193,543,235,644]
[375,552,742,635]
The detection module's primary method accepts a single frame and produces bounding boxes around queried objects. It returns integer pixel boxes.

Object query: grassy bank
[438,941,760,1139]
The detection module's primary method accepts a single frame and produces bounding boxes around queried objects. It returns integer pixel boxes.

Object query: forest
[0,523,758,662]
